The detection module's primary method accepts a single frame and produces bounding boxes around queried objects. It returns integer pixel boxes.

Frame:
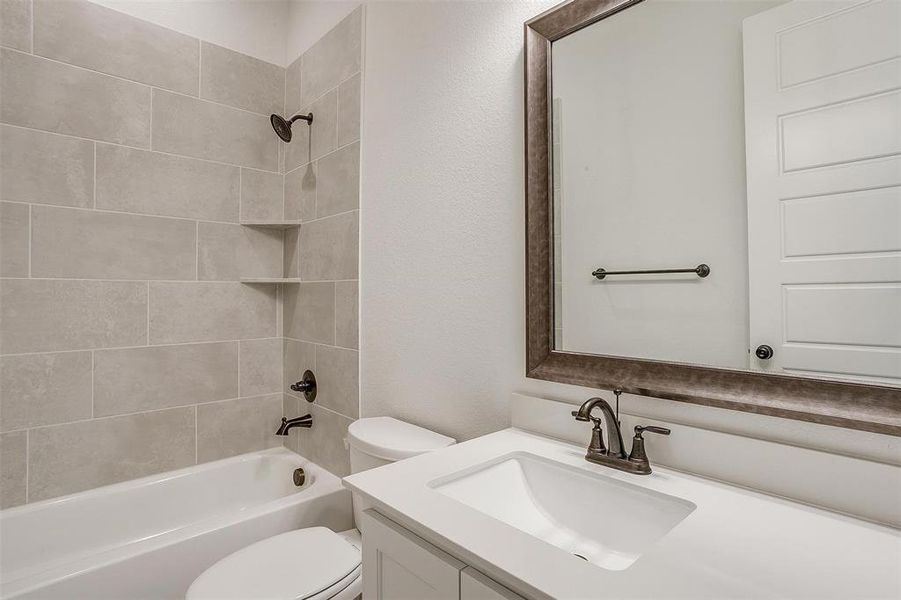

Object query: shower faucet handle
[290,369,317,402]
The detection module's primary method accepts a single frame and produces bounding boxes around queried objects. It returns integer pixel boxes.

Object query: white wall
[285,0,360,62]
[359,0,899,467]
[555,0,782,369]
[91,0,290,65]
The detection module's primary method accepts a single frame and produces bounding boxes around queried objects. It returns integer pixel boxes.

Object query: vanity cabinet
[361,509,465,599]
[361,510,526,600]
[461,567,525,600]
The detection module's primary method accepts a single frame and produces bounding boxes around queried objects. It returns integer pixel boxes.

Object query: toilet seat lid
[186,527,361,600]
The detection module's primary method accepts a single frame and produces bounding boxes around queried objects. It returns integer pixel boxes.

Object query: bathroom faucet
[276,415,313,435]
[572,395,670,475]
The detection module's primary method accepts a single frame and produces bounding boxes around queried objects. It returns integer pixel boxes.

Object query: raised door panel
[361,509,464,600]
[744,0,901,384]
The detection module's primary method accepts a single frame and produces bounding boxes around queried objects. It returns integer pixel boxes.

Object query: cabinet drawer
[362,509,465,600]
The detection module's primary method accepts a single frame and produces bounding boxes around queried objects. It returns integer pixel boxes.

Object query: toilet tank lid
[348,417,455,461]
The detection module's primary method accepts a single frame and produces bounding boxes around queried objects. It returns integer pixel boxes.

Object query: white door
[744,0,901,384]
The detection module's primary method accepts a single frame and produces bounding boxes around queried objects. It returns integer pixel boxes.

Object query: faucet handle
[634,425,670,437]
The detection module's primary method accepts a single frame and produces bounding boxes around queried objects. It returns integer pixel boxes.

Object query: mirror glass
[550,0,900,386]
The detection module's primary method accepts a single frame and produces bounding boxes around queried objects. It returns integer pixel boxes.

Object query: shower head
[270,113,313,143]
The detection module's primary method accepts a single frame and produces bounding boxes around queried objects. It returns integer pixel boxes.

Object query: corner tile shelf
[240,278,302,284]
[239,220,302,229]
[239,221,302,283]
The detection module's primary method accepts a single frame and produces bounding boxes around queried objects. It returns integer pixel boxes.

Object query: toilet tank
[347,417,455,528]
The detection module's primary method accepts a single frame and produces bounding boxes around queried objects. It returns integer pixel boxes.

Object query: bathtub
[0,447,353,599]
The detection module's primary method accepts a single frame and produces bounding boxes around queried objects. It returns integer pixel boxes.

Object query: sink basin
[429,452,696,570]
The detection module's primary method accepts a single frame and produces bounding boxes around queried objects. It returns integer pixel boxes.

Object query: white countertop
[343,428,901,600]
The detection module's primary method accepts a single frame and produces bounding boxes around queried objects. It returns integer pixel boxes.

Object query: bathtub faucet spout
[276,415,313,435]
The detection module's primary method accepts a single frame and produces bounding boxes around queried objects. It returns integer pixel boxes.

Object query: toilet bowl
[186,417,455,600]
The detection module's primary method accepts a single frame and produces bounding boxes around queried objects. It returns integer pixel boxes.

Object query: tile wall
[282,8,362,477]
[0,0,344,508]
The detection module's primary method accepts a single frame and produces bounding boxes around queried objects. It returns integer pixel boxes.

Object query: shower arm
[289,113,314,125]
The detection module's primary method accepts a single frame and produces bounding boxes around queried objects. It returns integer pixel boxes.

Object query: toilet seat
[186,527,362,600]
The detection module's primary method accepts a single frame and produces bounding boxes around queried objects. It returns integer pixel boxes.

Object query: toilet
[186,417,455,600]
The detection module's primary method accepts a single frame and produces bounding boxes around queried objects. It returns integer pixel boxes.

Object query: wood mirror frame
[524,0,901,436]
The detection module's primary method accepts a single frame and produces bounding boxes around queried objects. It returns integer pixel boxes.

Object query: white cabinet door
[460,567,526,600]
[361,509,464,600]
[744,0,901,384]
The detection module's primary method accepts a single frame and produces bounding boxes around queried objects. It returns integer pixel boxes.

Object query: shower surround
[0,0,362,508]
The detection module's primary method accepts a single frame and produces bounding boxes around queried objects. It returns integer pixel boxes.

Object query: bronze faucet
[572,395,670,475]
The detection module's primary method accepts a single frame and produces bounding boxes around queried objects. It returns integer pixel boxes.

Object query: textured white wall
[360,0,558,442]
[358,0,899,466]
[91,0,290,65]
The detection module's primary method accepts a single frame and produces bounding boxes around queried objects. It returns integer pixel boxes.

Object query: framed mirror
[525,0,901,434]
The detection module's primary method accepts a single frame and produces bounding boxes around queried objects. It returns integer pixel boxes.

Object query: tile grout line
[287,69,362,118]
[1,121,280,175]
[284,137,360,178]
[5,46,281,120]
[0,337,281,358]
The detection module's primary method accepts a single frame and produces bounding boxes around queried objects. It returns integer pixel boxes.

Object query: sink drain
[573,553,588,561]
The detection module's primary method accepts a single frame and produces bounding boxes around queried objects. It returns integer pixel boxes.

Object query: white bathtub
[0,447,353,600]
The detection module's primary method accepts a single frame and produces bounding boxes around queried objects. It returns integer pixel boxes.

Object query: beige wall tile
[297,404,352,477]
[284,282,335,344]
[152,89,277,171]
[239,338,282,397]
[0,0,31,51]
[1,49,151,147]
[284,227,300,279]
[96,144,239,222]
[316,142,359,218]
[315,345,359,418]
[299,211,358,280]
[0,202,28,277]
[300,7,362,107]
[31,206,197,280]
[149,282,276,344]
[0,430,26,508]
[337,73,361,147]
[283,115,311,173]
[285,55,302,115]
[28,407,195,501]
[282,394,300,452]
[310,90,337,161]
[284,163,316,222]
[240,169,284,222]
[335,281,359,349]
[94,342,238,417]
[0,280,147,353]
[33,0,199,95]
[197,222,283,281]
[196,395,281,462]
[1,352,92,431]
[284,338,316,395]
[200,42,283,115]
[1,125,94,208]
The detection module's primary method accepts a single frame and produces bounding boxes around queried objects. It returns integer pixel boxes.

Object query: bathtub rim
[0,447,348,599]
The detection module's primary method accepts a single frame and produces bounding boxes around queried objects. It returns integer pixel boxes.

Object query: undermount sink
[429,452,696,570]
